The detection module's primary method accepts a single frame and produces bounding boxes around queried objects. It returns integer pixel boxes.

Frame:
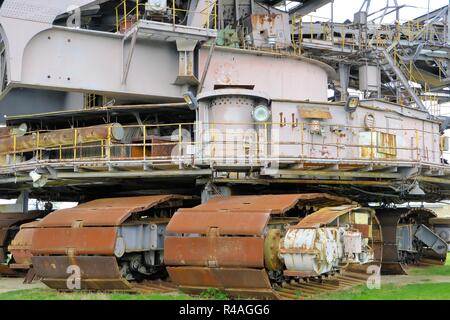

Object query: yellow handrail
[115,0,217,33]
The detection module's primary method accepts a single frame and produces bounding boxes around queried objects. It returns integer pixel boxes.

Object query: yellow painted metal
[0,121,442,170]
[143,126,147,161]
[136,0,140,20]
[172,0,175,26]
[415,129,420,161]
[13,134,16,165]
[74,129,78,160]
[107,126,112,159]
[178,124,182,167]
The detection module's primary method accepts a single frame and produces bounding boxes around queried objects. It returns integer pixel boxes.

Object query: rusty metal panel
[0,229,8,247]
[40,208,140,227]
[39,195,183,227]
[151,137,175,158]
[0,264,20,276]
[294,205,359,228]
[167,267,272,290]
[33,256,132,291]
[0,124,124,154]
[354,224,370,238]
[192,194,351,214]
[166,210,270,235]
[164,237,264,268]
[0,212,43,228]
[8,222,38,266]
[42,279,132,291]
[33,256,123,279]
[31,227,117,255]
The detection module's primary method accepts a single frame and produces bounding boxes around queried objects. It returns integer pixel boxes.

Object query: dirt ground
[0,277,46,293]
[380,275,450,286]
[0,274,447,294]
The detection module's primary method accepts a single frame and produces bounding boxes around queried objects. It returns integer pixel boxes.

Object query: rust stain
[39,195,185,227]
[31,227,118,255]
[164,237,264,268]
[190,194,351,214]
[8,221,40,267]
[166,210,270,235]
[293,205,359,229]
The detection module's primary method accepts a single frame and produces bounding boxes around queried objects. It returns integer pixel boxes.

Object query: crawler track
[273,271,371,299]
[376,207,446,275]
[165,194,379,300]
[32,195,194,291]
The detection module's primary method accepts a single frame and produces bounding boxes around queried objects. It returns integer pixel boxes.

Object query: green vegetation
[314,253,450,300]
[408,253,450,276]
[0,288,193,300]
[199,288,229,300]
[0,254,449,300]
[314,282,450,300]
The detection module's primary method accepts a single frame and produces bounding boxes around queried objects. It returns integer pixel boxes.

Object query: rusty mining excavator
[0,0,450,299]
[7,193,441,299]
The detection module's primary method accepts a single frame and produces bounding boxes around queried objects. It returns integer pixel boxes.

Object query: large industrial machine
[0,0,448,299]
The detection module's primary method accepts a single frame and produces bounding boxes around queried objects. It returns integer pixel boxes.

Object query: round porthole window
[252,105,271,122]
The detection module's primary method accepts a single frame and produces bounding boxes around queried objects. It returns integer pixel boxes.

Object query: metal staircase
[379,49,428,112]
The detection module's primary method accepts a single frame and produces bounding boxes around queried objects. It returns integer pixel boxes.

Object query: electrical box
[359,65,380,92]
[354,11,368,25]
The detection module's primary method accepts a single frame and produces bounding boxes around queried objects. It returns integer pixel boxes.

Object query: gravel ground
[0,277,46,293]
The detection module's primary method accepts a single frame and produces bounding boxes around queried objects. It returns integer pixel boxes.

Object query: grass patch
[408,253,450,276]
[0,288,193,300]
[199,288,229,300]
[314,282,450,300]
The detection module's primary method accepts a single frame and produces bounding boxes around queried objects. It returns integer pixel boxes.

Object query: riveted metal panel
[33,256,123,279]
[39,195,184,227]
[294,205,358,228]
[166,210,270,235]
[167,267,272,290]
[164,237,264,268]
[193,194,351,214]
[31,227,117,255]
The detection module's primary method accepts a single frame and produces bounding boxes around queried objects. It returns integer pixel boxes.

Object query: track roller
[32,195,195,291]
[376,207,447,275]
[165,193,380,299]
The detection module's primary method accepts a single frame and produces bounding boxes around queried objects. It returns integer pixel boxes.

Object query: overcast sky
[305,0,449,23]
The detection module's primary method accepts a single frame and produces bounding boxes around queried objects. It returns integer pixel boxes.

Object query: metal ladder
[379,48,428,112]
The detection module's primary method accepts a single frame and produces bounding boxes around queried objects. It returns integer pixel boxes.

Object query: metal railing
[0,122,446,172]
[115,0,217,33]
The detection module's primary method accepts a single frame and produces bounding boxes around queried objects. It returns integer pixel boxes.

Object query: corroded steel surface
[294,205,359,228]
[33,256,132,291]
[0,124,124,154]
[33,195,187,291]
[39,195,184,227]
[376,209,407,275]
[165,193,352,299]
[191,194,352,214]
[0,212,43,228]
[9,221,40,268]
[166,210,270,235]
[32,227,118,255]
[375,207,445,275]
[164,237,265,268]
[0,212,43,273]
[167,267,279,299]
